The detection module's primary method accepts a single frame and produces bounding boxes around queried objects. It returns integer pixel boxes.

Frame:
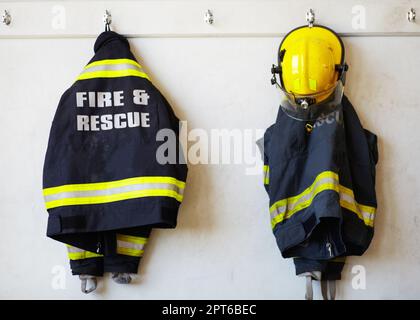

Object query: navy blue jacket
[43,32,187,253]
[263,96,378,263]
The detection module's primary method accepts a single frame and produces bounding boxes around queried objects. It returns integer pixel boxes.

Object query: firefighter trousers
[67,226,152,276]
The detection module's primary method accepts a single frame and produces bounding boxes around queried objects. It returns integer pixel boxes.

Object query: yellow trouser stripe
[116,234,147,257]
[116,234,148,245]
[68,251,103,260]
[67,234,148,259]
[116,247,145,257]
[67,245,103,260]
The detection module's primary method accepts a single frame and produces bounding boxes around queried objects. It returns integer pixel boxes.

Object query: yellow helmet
[271,25,348,120]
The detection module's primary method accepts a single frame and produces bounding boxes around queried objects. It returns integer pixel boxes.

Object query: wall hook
[2,10,11,26]
[103,10,112,31]
[408,8,416,23]
[306,8,315,27]
[204,9,214,25]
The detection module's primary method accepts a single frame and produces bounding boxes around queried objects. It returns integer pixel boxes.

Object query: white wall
[0,1,420,299]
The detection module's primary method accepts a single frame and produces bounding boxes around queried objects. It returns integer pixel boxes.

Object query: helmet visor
[278,80,344,121]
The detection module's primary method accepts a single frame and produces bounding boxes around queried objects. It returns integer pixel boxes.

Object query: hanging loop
[305,276,313,300]
[408,8,416,23]
[306,8,315,27]
[79,275,97,294]
[2,10,11,26]
[103,10,112,31]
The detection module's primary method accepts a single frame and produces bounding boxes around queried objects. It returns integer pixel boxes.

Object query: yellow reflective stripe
[263,165,269,185]
[270,171,338,213]
[43,176,185,196]
[271,182,339,228]
[116,234,147,257]
[116,234,148,245]
[285,183,339,219]
[84,58,142,70]
[338,184,376,227]
[67,250,103,260]
[339,185,376,214]
[77,69,150,81]
[269,170,376,229]
[339,200,375,227]
[45,189,183,209]
[340,200,370,226]
[117,247,144,257]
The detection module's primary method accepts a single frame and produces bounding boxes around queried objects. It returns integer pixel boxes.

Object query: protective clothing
[261,95,378,299]
[271,25,348,121]
[263,25,377,299]
[43,31,187,293]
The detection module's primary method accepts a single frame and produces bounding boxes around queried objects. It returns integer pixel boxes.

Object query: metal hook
[103,10,112,31]
[408,8,416,23]
[2,10,11,26]
[204,9,214,25]
[306,8,315,27]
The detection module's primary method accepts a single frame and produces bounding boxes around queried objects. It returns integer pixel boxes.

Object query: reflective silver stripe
[340,192,375,224]
[117,240,145,252]
[67,245,102,260]
[67,246,84,253]
[80,63,146,75]
[44,183,184,202]
[270,177,338,220]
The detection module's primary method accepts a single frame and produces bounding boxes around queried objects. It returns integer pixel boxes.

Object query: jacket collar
[94,31,129,53]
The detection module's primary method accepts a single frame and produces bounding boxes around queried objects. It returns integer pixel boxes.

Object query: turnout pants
[67,226,152,276]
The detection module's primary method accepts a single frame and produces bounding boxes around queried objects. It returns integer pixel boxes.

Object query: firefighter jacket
[262,95,378,277]
[43,31,188,257]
